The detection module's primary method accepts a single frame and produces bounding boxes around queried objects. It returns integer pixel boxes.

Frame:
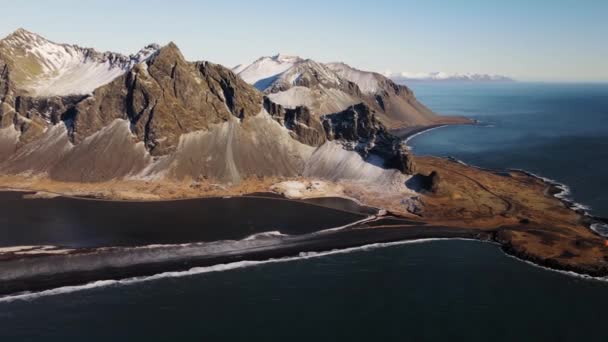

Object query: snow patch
[304,141,409,188]
[234,54,302,86]
[326,62,381,94]
[1,29,159,96]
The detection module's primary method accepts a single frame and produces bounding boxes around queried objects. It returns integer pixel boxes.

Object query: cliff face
[235,56,457,130]
[263,96,326,147]
[69,43,263,156]
[326,63,439,128]
[322,103,415,174]
[0,30,418,183]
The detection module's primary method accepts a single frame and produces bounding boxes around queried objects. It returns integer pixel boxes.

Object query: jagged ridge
[0,30,418,184]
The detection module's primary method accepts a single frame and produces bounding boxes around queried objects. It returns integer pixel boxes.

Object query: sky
[1,0,607,82]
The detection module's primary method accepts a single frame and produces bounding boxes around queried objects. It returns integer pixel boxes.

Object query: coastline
[391,124,448,143]
[1,121,608,296]
[1,218,606,301]
[0,187,376,217]
[399,122,607,238]
[0,224,490,297]
[1,158,607,281]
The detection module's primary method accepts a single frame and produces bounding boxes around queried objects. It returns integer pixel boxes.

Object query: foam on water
[403,125,448,146]
[504,251,608,283]
[512,169,596,215]
[243,231,289,241]
[590,223,608,237]
[0,238,465,303]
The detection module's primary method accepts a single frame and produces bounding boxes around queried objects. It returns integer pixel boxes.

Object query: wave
[403,125,448,145]
[404,122,598,223]
[243,231,288,241]
[312,215,378,234]
[511,169,596,214]
[504,251,608,283]
[447,156,471,166]
[590,223,608,237]
[0,238,466,303]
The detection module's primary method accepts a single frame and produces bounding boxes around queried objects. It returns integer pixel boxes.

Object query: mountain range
[388,71,514,83]
[0,29,465,186]
[233,54,466,129]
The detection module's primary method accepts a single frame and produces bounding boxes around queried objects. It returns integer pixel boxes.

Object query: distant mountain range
[387,71,514,83]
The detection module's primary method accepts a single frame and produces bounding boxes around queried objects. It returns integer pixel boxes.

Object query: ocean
[408,82,608,217]
[1,82,607,341]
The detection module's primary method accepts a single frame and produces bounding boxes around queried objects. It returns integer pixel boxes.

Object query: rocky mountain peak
[266,59,344,93]
[3,28,45,44]
[67,41,263,155]
[0,29,160,97]
[271,53,303,63]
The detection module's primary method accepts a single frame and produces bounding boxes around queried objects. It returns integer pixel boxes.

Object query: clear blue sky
[1,0,606,81]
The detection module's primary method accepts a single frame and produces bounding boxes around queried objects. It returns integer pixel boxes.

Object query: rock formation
[234,55,467,130]
[0,29,421,184]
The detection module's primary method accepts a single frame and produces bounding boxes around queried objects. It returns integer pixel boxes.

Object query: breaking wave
[504,251,608,283]
[516,169,592,212]
[0,238,463,303]
[403,125,448,146]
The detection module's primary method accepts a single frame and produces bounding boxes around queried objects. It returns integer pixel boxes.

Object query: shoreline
[0,238,486,303]
[391,124,448,142]
[393,119,606,237]
[1,162,607,280]
[1,225,606,301]
[0,187,377,217]
[0,224,491,297]
[1,137,608,295]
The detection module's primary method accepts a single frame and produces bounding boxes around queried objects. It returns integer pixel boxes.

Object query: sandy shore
[1,152,608,295]
[0,221,489,296]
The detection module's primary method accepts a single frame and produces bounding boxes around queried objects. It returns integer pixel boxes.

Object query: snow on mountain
[233,54,448,128]
[266,59,344,92]
[233,54,356,113]
[0,28,159,96]
[234,54,304,90]
[388,71,514,82]
[325,62,383,94]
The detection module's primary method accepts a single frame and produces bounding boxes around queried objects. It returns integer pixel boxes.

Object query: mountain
[0,28,159,97]
[0,30,416,185]
[234,54,467,129]
[388,71,514,83]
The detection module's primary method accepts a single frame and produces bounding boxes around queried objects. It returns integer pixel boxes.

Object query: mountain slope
[234,54,467,129]
[0,28,158,97]
[326,62,441,127]
[0,30,417,184]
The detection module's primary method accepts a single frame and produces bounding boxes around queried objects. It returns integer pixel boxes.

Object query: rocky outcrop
[409,170,442,193]
[263,97,326,146]
[326,62,441,128]
[322,103,415,174]
[236,56,461,130]
[69,43,262,156]
[0,28,159,97]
